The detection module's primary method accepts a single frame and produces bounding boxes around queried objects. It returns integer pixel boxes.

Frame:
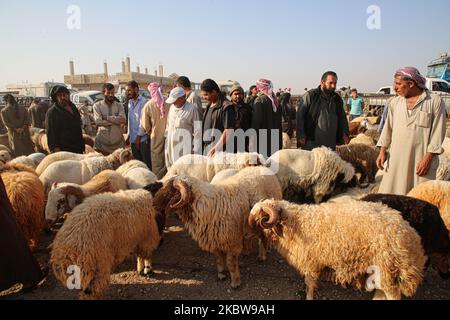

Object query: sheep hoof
[231,281,241,289]
[139,270,154,278]
[218,273,227,281]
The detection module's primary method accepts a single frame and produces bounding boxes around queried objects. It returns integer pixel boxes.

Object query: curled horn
[170,179,190,209]
[260,204,280,229]
[120,149,133,164]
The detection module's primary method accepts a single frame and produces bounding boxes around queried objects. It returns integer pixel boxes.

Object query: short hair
[126,80,139,89]
[33,97,40,103]
[103,83,115,92]
[321,71,338,82]
[351,88,358,93]
[249,85,257,91]
[176,76,191,89]
[200,79,221,94]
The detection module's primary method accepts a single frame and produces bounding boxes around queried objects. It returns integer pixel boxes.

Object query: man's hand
[376,148,387,170]
[416,153,433,177]
[135,136,141,151]
[297,137,306,149]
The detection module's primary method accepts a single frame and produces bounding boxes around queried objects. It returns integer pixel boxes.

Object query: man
[346,88,365,121]
[252,79,282,157]
[296,71,350,151]
[201,79,236,156]
[165,87,201,168]
[28,98,49,129]
[229,85,253,152]
[141,82,171,178]
[177,76,203,117]
[93,83,126,155]
[46,86,85,154]
[1,95,35,157]
[126,81,151,168]
[376,67,446,195]
[245,85,258,106]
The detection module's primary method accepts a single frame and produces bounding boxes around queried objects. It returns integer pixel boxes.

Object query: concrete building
[64,57,175,95]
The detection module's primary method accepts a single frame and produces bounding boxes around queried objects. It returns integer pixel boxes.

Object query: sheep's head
[247,200,283,245]
[244,153,266,167]
[119,148,133,164]
[0,150,11,165]
[150,177,193,221]
[45,183,85,225]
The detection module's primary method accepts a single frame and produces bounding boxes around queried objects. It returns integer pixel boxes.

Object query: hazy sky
[0,0,449,94]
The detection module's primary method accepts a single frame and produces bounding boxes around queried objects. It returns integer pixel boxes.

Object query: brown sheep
[336,143,379,183]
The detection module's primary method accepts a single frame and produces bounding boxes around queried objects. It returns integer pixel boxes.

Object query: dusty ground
[1,215,449,301]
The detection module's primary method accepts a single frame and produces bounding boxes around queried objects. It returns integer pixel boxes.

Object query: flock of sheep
[0,125,449,300]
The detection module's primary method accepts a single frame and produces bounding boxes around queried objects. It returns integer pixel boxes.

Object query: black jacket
[297,86,349,145]
[45,102,85,154]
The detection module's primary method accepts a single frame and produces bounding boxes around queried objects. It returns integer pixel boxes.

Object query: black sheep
[362,194,450,279]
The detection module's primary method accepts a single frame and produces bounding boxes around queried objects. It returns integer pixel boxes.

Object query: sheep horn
[260,204,280,229]
[170,179,190,209]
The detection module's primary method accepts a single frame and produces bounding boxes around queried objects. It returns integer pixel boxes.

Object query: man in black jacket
[45,86,85,154]
[297,71,350,151]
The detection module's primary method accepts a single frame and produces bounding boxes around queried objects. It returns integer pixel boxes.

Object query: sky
[0,0,449,94]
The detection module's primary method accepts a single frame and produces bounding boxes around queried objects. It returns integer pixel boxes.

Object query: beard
[106,96,116,104]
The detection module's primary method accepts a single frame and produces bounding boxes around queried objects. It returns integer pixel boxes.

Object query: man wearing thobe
[28,98,50,129]
[93,83,126,155]
[165,87,201,168]
[177,76,204,117]
[297,71,350,151]
[377,67,446,195]
[1,94,35,157]
[141,83,171,179]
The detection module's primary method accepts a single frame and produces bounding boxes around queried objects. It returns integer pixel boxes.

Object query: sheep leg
[143,258,153,276]
[226,253,241,289]
[137,257,144,275]
[258,238,267,262]
[372,290,387,300]
[305,275,318,300]
[80,275,109,300]
[215,252,227,281]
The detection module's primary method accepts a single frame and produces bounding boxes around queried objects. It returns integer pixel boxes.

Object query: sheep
[336,143,379,184]
[164,152,266,182]
[0,163,45,252]
[443,137,450,158]
[50,189,164,300]
[210,169,240,185]
[39,148,132,194]
[247,199,426,300]
[36,151,102,176]
[349,133,376,147]
[31,130,50,154]
[147,166,283,288]
[83,134,94,148]
[282,132,292,149]
[362,194,450,279]
[0,149,12,165]
[266,147,356,204]
[85,145,96,154]
[437,155,450,181]
[9,153,46,169]
[363,129,381,145]
[45,170,129,225]
[408,181,450,233]
[116,160,157,189]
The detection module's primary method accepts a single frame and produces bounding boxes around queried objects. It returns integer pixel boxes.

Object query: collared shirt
[128,95,148,144]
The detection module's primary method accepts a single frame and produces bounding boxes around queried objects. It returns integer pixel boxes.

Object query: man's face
[174,96,187,108]
[231,90,244,104]
[126,86,139,99]
[202,90,219,104]
[321,75,337,94]
[56,92,70,106]
[251,88,258,96]
[104,88,116,104]
[394,76,414,97]
[351,91,358,99]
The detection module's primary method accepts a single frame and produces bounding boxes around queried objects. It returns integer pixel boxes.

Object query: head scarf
[148,82,165,118]
[256,79,279,112]
[394,67,427,90]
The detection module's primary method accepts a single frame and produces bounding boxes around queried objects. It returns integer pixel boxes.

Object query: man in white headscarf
[141,82,171,178]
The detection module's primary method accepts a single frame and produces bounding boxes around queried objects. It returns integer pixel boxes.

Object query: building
[64,57,176,95]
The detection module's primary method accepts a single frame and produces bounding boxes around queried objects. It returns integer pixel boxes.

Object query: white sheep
[148,166,283,288]
[9,153,46,169]
[210,169,240,185]
[247,199,426,300]
[51,189,164,300]
[36,151,103,176]
[45,170,129,225]
[39,148,132,193]
[164,152,266,182]
[266,147,355,204]
[116,160,158,189]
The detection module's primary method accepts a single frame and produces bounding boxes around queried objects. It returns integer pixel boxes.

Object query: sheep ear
[120,149,133,164]
[51,182,58,190]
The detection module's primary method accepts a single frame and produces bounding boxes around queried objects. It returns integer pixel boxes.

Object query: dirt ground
[1,214,449,301]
